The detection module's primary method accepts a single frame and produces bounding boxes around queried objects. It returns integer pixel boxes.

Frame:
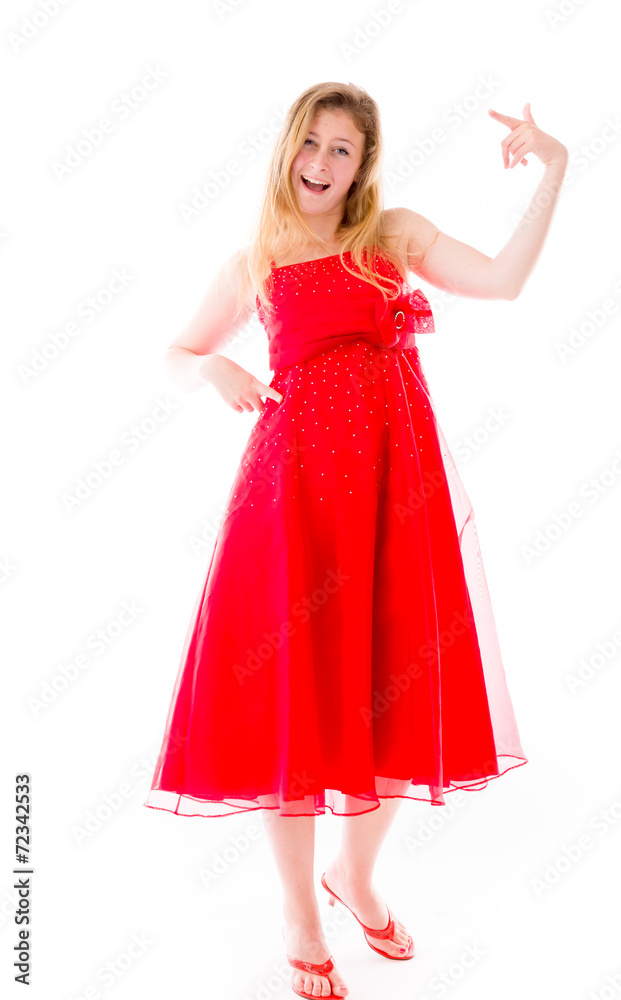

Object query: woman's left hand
[488,104,568,170]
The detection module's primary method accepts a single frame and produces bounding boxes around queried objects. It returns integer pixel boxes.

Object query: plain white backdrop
[2,0,620,997]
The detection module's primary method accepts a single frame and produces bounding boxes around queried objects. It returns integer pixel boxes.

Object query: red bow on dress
[374,287,435,351]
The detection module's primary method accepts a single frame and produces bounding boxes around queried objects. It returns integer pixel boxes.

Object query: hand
[199,354,284,413]
[488,104,568,170]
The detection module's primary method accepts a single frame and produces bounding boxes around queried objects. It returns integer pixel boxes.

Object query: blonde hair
[236,81,436,322]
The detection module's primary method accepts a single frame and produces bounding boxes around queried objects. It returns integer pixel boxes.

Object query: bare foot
[322,862,414,958]
[282,906,349,998]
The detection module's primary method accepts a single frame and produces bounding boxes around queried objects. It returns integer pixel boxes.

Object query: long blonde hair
[236,82,436,321]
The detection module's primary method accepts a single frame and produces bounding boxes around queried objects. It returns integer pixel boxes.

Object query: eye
[303,139,349,155]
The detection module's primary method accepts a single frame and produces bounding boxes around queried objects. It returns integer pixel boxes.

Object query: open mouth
[301,174,331,193]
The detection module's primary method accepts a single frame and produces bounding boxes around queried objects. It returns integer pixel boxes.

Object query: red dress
[144,249,528,818]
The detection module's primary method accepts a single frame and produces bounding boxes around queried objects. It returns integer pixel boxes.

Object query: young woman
[144,82,567,999]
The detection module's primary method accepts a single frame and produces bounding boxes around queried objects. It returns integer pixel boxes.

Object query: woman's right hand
[199,354,284,413]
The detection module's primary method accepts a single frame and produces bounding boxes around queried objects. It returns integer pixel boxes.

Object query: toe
[330,971,349,995]
[298,973,312,996]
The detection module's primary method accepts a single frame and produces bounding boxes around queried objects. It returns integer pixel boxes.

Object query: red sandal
[320,872,415,960]
[281,927,345,999]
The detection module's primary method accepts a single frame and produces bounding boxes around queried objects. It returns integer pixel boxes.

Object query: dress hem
[143,754,528,819]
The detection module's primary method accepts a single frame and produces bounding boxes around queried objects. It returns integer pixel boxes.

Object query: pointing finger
[488,109,523,128]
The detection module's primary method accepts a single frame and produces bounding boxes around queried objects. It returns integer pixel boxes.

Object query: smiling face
[291,108,365,224]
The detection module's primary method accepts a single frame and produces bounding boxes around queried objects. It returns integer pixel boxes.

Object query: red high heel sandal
[320,872,415,961]
[281,927,344,999]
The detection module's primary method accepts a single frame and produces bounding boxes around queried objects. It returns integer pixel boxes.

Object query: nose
[308,149,330,172]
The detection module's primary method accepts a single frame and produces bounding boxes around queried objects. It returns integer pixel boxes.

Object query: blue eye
[304,139,349,155]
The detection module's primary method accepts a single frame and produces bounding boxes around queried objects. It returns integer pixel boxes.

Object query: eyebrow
[307,130,356,147]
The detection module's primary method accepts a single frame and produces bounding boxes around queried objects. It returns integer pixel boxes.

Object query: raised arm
[396,104,568,301]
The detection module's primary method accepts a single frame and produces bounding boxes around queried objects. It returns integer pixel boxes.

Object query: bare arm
[163,247,255,392]
[397,104,568,301]
[484,159,567,299]
[163,248,283,412]
[400,210,506,300]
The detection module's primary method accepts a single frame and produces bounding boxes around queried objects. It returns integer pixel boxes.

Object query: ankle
[326,860,373,894]
[283,896,321,928]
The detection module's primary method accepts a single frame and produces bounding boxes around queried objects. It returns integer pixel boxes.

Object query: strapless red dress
[144,250,528,818]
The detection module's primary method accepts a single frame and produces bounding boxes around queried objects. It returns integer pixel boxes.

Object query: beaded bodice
[255,250,435,371]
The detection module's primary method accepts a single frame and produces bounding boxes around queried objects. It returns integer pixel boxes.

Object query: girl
[145,82,567,999]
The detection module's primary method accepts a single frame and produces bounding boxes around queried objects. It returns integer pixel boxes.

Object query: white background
[2,0,620,997]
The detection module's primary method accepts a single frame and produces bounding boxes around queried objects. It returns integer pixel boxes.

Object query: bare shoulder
[381,207,510,299]
[380,207,441,273]
[382,207,439,275]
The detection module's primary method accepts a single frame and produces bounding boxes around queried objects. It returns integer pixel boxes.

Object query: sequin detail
[143,245,528,821]
[255,250,434,370]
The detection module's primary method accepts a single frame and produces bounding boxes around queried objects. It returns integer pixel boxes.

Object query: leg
[262,810,349,997]
[323,787,413,958]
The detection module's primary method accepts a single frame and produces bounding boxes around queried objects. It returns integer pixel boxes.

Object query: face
[290,108,365,221]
